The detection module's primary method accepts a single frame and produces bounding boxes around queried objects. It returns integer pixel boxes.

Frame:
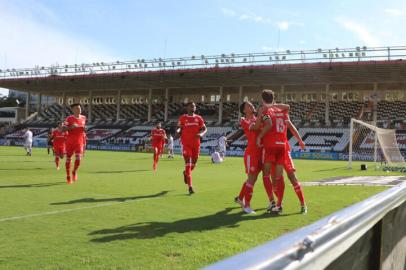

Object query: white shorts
[24,141,32,148]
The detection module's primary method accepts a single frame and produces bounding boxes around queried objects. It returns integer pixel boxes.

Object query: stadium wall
[205,180,406,270]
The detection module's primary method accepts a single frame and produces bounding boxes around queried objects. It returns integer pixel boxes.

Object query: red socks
[275,176,285,207]
[65,157,72,178]
[238,181,247,201]
[293,182,305,205]
[244,182,254,207]
[262,176,274,202]
[74,159,80,173]
[185,164,192,187]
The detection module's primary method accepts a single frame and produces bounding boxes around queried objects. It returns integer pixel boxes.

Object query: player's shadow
[89,207,270,243]
[94,169,150,174]
[0,167,46,171]
[50,190,169,205]
[0,182,65,189]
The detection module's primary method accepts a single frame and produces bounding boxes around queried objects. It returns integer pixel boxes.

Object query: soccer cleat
[72,172,78,182]
[270,206,283,215]
[301,205,308,214]
[243,207,256,214]
[66,176,72,184]
[266,200,276,212]
[183,171,187,184]
[234,197,244,207]
[188,187,195,195]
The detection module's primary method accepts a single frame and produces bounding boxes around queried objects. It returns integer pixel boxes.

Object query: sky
[1,0,406,96]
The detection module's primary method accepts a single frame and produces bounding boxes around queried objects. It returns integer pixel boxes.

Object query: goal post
[348,118,405,170]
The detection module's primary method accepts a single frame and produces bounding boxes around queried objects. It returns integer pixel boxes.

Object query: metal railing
[1,46,406,80]
[205,180,406,270]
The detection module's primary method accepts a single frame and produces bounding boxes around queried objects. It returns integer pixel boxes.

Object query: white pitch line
[0,196,160,223]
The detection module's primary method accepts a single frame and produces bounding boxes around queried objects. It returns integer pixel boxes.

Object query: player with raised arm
[254,89,290,214]
[176,101,207,195]
[62,103,87,184]
[150,122,167,171]
[51,122,67,170]
[234,101,262,214]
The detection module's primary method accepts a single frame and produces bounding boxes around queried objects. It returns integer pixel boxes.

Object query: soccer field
[0,146,399,270]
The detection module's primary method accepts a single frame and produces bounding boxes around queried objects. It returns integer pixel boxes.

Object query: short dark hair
[70,103,81,109]
[261,89,274,104]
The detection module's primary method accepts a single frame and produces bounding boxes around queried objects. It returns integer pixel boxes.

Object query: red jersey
[262,108,289,148]
[64,115,87,145]
[240,116,260,150]
[178,114,205,145]
[151,128,166,145]
[52,129,67,147]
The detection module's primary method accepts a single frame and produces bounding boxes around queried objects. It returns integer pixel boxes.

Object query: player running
[150,122,167,171]
[255,89,289,214]
[271,120,308,214]
[234,101,262,214]
[176,101,207,195]
[51,122,67,170]
[62,103,87,184]
[23,128,33,156]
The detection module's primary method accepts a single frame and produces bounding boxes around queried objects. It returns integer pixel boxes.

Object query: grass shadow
[51,190,170,205]
[0,182,65,189]
[94,169,150,174]
[89,207,273,243]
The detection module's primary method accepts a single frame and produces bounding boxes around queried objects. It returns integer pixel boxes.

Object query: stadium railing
[205,180,406,270]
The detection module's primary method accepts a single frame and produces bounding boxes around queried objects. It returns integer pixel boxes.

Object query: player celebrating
[23,128,33,156]
[51,122,67,170]
[234,101,262,214]
[150,122,167,171]
[256,90,289,214]
[271,120,308,214]
[62,103,87,184]
[176,101,207,195]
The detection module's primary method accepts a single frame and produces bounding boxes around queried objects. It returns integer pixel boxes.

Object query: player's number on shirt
[276,118,285,133]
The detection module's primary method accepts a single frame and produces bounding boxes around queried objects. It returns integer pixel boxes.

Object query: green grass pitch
[0,146,400,269]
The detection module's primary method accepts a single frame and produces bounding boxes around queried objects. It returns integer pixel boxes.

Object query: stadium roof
[1,46,406,96]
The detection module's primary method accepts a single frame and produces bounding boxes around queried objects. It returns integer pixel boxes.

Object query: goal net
[348,118,406,170]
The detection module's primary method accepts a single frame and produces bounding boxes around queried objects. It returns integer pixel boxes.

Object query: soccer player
[234,101,262,214]
[62,103,87,184]
[23,128,33,156]
[167,134,174,158]
[255,89,290,214]
[218,134,228,158]
[211,149,223,164]
[51,122,67,170]
[176,101,207,195]
[150,122,167,171]
[271,120,308,213]
[47,128,54,155]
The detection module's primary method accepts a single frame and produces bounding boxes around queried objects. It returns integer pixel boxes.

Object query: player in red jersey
[270,119,308,213]
[234,101,262,214]
[62,103,87,184]
[176,101,207,195]
[51,122,67,170]
[255,90,289,214]
[150,122,167,171]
